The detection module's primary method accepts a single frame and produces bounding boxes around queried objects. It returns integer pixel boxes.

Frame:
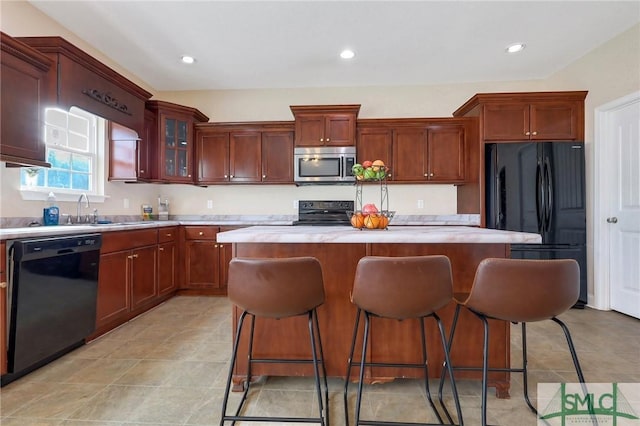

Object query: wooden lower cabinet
[181,225,238,295]
[158,227,178,296]
[93,227,177,338]
[129,245,158,311]
[95,249,131,329]
[1,241,7,375]
[184,226,221,290]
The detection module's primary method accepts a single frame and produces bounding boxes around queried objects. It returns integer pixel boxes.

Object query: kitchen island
[217,225,541,397]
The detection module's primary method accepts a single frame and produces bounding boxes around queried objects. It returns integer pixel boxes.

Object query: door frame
[592,90,640,310]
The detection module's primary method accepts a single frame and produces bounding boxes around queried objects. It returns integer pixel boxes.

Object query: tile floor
[1,295,638,425]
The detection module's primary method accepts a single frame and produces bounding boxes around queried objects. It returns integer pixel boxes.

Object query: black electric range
[292,200,354,226]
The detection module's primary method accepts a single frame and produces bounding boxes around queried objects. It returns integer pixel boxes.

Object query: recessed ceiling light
[340,49,355,59]
[181,55,195,64]
[505,43,526,54]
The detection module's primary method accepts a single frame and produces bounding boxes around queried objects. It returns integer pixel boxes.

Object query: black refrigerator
[485,141,587,307]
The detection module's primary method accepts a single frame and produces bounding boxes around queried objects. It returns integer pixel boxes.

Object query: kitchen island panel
[232,243,366,380]
[230,240,513,396]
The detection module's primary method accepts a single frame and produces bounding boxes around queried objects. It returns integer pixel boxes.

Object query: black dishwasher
[3,234,101,385]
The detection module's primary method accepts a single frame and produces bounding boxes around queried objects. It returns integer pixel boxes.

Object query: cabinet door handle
[199,231,204,236]
[224,175,228,178]
[188,174,191,177]
[326,138,330,142]
[525,131,531,136]
[429,173,434,177]
[140,169,145,173]
[166,233,172,237]
[262,175,266,179]
[214,244,218,248]
[607,217,618,223]
[159,247,164,252]
[531,131,537,136]
[127,255,134,259]
[0,281,6,289]
[424,173,428,177]
[230,175,234,178]
[219,244,224,248]
[320,138,324,142]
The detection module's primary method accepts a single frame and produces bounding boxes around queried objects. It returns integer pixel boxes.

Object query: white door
[606,94,640,318]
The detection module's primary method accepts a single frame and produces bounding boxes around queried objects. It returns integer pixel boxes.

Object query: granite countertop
[216,225,542,244]
[0,214,481,240]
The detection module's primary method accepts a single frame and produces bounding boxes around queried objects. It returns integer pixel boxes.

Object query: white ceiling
[29,1,640,92]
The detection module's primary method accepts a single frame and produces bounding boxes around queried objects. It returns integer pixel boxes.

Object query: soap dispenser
[43,192,59,226]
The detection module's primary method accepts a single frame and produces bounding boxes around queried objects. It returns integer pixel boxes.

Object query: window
[21,107,106,201]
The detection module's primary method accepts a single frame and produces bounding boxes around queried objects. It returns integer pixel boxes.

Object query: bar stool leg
[434,313,464,425]
[308,309,329,426]
[354,311,372,426]
[220,310,250,425]
[551,317,586,383]
[478,313,490,426]
[438,304,462,412]
[419,317,444,424]
[520,322,538,414]
[344,308,363,426]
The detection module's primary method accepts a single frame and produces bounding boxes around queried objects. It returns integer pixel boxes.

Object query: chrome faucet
[77,193,91,223]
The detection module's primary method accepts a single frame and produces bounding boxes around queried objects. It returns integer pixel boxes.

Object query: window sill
[20,189,109,203]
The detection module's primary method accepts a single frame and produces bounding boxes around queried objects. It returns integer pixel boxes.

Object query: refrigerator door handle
[544,157,553,233]
[495,166,503,228]
[536,161,545,233]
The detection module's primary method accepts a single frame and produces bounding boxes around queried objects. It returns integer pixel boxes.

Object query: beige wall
[1,1,638,226]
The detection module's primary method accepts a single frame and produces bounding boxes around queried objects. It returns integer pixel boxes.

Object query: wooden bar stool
[220,257,329,425]
[344,255,464,426]
[438,258,586,426]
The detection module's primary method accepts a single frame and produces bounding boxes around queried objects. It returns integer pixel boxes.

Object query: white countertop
[216,225,542,244]
[0,214,482,240]
[0,221,181,240]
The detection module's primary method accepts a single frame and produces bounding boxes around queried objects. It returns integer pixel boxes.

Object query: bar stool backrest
[352,255,453,320]
[228,257,325,319]
[464,258,580,323]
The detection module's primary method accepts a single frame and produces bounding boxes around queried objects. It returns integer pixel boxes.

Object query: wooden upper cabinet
[393,127,428,182]
[359,119,469,183]
[230,131,262,182]
[427,126,465,182]
[454,91,587,142]
[195,123,294,185]
[290,105,360,147]
[1,32,53,167]
[146,100,209,183]
[261,131,294,183]
[196,131,230,183]
[356,127,393,166]
[17,36,152,138]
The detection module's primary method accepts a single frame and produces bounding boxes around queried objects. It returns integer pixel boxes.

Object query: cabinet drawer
[158,226,178,243]
[184,226,218,240]
[101,229,158,253]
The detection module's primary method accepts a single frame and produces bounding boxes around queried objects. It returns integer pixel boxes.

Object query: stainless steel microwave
[294,146,356,184]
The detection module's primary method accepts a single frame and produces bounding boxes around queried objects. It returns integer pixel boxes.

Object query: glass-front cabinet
[163,116,190,179]
[146,100,209,183]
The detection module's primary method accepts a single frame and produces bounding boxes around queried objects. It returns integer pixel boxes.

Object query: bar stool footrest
[223,415,324,423]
